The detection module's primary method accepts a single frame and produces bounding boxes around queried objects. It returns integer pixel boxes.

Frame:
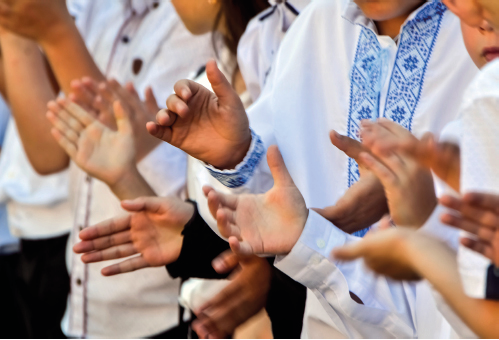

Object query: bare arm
[0,33,69,173]
[0,0,105,174]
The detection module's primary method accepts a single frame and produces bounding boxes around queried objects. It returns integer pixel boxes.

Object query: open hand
[73,196,195,276]
[147,60,251,170]
[192,254,272,339]
[440,193,499,267]
[47,98,136,188]
[204,145,308,256]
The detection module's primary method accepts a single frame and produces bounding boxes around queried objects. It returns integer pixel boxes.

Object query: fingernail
[333,130,342,140]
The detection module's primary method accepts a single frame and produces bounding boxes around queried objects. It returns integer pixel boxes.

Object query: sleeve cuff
[274,210,348,289]
[203,129,265,188]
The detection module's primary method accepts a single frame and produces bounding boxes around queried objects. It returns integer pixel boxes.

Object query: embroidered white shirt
[62,0,213,338]
[201,0,478,337]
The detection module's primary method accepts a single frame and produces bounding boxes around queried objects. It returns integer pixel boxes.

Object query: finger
[459,203,499,229]
[79,215,132,240]
[51,102,86,133]
[440,213,480,235]
[216,208,240,239]
[46,110,80,144]
[191,319,211,340]
[146,122,173,143]
[463,192,499,213]
[212,250,239,274]
[172,79,195,102]
[360,152,398,187]
[70,79,96,111]
[113,100,133,135]
[64,101,96,127]
[121,196,171,214]
[145,86,160,113]
[101,255,150,276]
[50,128,78,159]
[330,130,365,161]
[155,108,177,127]
[439,195,463,211]
[461,238,494,261]
[229,237,254,256]
[205,60,238,107]
[267,145,295,187]
[75,229,132,253]
[166,94,189,118]
[331,242,365,261]
[81,243,137,263]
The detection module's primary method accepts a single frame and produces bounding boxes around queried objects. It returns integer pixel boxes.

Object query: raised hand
[73,196,195,276]
[47,99,136,185]
[147,60,251,170]
[314,131,388,234]
[192,254,272,339]
[204,145,308,256]
[0,0,73,44]
[440,193,499,267]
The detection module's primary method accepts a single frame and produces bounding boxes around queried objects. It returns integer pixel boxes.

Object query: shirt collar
[342,0,443,35]
[120,0,160,16]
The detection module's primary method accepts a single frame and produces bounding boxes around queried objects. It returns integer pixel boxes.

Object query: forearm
[39,19,104,94]
[408,236,499,338]
[0,33,69,173]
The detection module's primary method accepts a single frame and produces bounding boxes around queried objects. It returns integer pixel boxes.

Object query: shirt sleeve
[273,210,417,338]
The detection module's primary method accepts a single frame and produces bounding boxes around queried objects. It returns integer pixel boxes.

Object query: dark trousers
[16,234,70,339]
[0,252,29,338]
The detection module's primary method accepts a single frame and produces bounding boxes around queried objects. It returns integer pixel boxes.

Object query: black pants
[0,252,29,338]
[16,234,70,339]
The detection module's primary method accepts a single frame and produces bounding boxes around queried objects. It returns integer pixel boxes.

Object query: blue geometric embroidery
[348,1,447,238]
[206,130,265,189]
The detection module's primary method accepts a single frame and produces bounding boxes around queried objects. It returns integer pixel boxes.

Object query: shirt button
[310,254,322,266]
[132,58,143,75]
[79,225,84,231]
[122,36,130,44]
[76,278,82,286]
[152,2,159,9]
[316,239,326,249]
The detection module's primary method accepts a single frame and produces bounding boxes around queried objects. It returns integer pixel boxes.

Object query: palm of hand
[232,185,307,255]
[129,211,183,267]
[74,122,135,185]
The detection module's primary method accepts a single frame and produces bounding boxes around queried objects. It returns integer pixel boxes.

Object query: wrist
[212,130,252,170]
[109,166,155,200]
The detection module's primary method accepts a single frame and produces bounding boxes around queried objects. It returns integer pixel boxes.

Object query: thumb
[121,196,163,214]
[144,87,160,114]
[267,145,295,187]
[331,243,364,261]
[113,100,133,135]
[206,59,239,106]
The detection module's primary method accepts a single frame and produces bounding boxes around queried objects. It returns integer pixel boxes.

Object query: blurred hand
[147,60,251,170]
[73,196,194,276]
[332,223,422,281]
[441,193,499,267]
[204,145,308,256]
[0,0,73,44]
[192,254,272,339]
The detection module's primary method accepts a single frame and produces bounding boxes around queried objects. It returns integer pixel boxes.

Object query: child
[150,0,479,337]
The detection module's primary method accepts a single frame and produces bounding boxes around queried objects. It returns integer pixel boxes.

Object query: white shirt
[200,0,478,337]
[62,1,213,338]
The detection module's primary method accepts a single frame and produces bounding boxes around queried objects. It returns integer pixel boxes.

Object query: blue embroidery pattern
[348,2,447,238]
[206,130,265,189]
[384,2,447,130]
